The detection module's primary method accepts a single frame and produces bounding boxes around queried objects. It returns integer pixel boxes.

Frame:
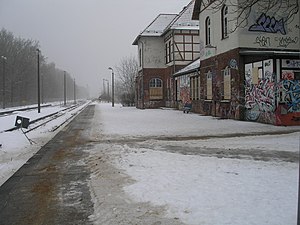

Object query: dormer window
[221,5,228,39]
[205,16,211,45]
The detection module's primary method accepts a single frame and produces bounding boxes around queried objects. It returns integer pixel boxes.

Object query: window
[165,41,172,63]
[206,71,213,100]
[169,41,172,62]
[221,5,228,39]
[149,78,162,88]
[205,17,211,45]
[165,43,168,64]
[190,76,200,100]
[223,67,231,100]
[149,78,163,100]
[139,48,142,67]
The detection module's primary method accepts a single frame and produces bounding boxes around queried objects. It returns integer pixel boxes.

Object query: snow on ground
[118,148,297,225]
[93,103,300,225]
[0,101,89,186]
[97,103,300,139]
[0,102,299,224]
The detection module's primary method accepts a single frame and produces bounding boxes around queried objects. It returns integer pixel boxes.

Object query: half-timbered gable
[162,0,201,107]
[163,1,200,67]
[133,14,177,109]
[133,0,200,109]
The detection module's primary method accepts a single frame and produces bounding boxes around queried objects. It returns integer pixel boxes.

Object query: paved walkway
[0,105,95,225]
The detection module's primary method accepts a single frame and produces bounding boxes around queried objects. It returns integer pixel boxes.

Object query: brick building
[133,0,200,109]
[191,0,300,125]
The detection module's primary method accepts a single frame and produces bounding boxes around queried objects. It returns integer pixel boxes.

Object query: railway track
[2,101,90,134]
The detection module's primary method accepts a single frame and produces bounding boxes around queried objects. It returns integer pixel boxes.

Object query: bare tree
[0,28,88,107]
[202,0,299,33]
[115,56,138,106]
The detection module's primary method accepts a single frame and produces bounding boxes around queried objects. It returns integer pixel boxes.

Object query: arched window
[221,5,228,39]
[149,78,162,88]
[205,17,211,45]
[149,78,163,100]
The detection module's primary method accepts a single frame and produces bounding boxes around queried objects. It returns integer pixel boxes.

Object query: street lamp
[63,71,67,106]
[73,78,76,104]
[36,49,41,113]
[1,56,7,109]
[108,67,114,107]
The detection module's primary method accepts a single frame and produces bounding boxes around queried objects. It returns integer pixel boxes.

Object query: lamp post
[63,71,67,106]
[73,78,76,104]
[102,78,106,97]
[36,49,41,113]
[108,67,114,107]
[1,56,7,109]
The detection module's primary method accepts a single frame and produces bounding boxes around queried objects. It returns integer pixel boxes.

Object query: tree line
[0,28,88,108]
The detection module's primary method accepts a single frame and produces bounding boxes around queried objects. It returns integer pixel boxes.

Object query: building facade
[192,0,300,125]
[133,0,200,109]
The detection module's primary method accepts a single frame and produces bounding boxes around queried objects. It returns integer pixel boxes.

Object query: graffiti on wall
[245,71,275,113]
[254,36,271,47]
[282,59,300,69]
[275,36,299,48]
[249,13,286,35]
[180,86,190,104]
[245,60,276,122]
[249,13,299,49]
[254,35,298,48]
[282,80,300,112]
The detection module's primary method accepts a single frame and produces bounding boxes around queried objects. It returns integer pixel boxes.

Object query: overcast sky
[0,0,190,97]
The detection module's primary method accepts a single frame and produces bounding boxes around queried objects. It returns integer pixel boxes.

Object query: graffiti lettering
[249,13,286,35]
[254,36,271,47]
[282,80,300,112]
[245,77,275,113]
[282,70,294,80]
[275,36,299,48]
[284,60,300,69]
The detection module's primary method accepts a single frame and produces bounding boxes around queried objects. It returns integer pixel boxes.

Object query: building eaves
[192,0,201,20]
[132,14,178,45]
[173,58,200,77]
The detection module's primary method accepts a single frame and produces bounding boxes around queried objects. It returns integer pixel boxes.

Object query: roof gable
[164,0,199,32]
[133,14,177,45]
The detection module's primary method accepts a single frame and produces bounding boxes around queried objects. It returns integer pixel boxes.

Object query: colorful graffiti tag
[282,80,300,112]
[245,72,275,111]
[249,13,286,35]
[245,67,276,122]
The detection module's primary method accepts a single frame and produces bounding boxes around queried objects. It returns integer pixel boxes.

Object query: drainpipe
[140,40,145,109]
[172,31,176,107]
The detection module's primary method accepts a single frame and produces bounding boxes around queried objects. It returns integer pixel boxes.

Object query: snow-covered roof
[133,0,199,45]
[173,58,200,77]
[163,0,199,34]
[133,14,177,45]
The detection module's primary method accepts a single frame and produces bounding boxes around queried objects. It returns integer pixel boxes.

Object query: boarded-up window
[223,67,231,100]
[206,71,212,100]
[190,76,200,100]
[149,78,163,100]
